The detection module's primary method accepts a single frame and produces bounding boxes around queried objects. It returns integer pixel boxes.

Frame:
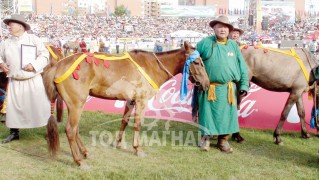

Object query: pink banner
[83,74,315,132]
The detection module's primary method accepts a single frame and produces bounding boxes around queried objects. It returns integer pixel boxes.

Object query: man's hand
[23,63,35,72]
[0,63,10,74]
[239,90,247,97]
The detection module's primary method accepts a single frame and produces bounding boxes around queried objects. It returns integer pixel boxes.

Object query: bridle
[152,51,203,86]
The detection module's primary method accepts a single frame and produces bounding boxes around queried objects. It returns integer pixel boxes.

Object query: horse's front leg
[274,93,298,145]
[296,96,312,139]
[116,100,135,149]
[132,99,147,157]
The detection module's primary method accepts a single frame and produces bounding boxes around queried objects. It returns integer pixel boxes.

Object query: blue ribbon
[180,50,200,101]
[0,88,5,102]
[310,107,319,129]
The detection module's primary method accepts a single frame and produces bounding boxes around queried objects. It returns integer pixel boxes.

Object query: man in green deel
[196,15,249,153]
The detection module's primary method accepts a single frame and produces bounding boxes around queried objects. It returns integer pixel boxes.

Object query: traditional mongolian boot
[217,134,233,153]
[232,132,245,143]
[199,135,210,151]
[0,113,5,123]
[2,128,19,143]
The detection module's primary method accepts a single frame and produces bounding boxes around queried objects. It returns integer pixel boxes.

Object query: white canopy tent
[168,30,208,47]
[169,30,208,38]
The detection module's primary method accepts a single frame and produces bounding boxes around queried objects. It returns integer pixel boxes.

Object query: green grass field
[0,111,318,179]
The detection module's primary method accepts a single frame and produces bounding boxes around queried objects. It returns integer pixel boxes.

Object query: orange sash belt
[208,81,235,105]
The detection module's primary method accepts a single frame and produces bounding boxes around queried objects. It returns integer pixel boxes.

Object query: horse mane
[129,48,183,55]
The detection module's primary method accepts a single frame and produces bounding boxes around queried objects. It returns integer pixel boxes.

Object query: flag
[50,0,52,15]
[107,5,111,16]
[125,6,129,16]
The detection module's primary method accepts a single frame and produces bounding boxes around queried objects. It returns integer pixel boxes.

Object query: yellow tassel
[208,84,216,101]
[308,91,313,100]
[228,82,235,105]
[0,95,7,114]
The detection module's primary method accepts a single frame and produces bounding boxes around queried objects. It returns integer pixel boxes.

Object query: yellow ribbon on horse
[241,45,311,99]
[208,82,235,105]
[54,52,159,90]
[241,45,309,82]
[46,45,59,60]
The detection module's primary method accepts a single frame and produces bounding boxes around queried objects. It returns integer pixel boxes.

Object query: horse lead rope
[152,53,176,79]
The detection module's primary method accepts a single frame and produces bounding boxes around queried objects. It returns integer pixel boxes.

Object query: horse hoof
[135,151,147,157]
[116,144,127,150]
[302,133,312,139]
[275,141,284,146]
[79,163,90,170]
[84,152,93,159]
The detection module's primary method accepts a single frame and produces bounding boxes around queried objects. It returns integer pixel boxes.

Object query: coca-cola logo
[148,79,192,113]
[238,84,261,118]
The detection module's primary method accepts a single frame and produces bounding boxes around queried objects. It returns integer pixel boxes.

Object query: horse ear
[184,41,191,52]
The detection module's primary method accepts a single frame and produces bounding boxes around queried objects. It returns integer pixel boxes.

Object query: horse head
[183,41,210,91]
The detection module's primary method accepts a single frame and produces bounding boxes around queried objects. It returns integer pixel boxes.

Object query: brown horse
[62,41,80,56]
[238,45,319,145]
[46,45,64,69]
[45,45,64,122]
[44,42,210,167]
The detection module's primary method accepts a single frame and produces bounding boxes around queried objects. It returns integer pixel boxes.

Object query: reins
[152,51,200,85]
[152,52,177,80]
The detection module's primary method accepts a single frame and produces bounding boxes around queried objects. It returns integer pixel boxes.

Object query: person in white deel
[0,14,50,143]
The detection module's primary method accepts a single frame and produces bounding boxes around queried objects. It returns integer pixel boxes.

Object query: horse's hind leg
[75,127,89,158]
[116,100,135,148]
[274,93,298,145]
[66,106,86,167]
[295,96,311,139]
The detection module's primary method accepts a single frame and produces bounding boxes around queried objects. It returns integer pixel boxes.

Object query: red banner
[83,74,315,132]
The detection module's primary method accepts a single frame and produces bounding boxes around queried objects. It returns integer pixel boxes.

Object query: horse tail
[56,95,63,122]
[43,66,60,156]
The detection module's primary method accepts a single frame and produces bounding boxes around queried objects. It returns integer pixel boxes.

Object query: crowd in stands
[1,14,319,50]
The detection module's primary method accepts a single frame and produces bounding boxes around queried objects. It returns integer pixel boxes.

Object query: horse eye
[193,60,200,65]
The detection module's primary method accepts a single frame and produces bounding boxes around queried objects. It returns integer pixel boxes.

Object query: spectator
[228,24,246,144]
[195,15,249,153]
[153,40,163,52]
[228,24,244,46]
[99,39,105,52]
[116,40,120,54]
[79,38,87,52]
[309,39,317,54]
[89,37,99,53]
[0,14,50,143]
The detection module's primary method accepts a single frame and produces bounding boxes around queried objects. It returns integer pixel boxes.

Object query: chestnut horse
[45,45,64,122]
[44,42,210,167]
[239,45,319,145]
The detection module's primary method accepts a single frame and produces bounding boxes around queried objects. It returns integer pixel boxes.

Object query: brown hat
[232,24,244,35]
[3,14,31,31]
[209,15,234,31]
